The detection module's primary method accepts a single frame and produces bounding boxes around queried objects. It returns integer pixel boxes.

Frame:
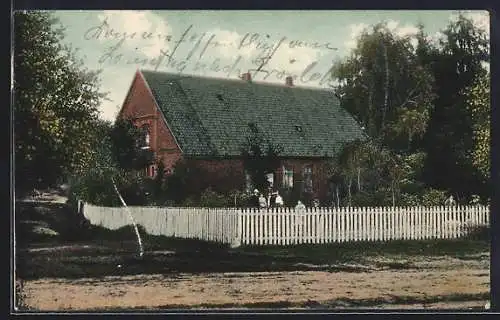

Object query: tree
[464,72,490,183]
[422,14,489,200]
[240,127,283,193]
[68,118,157,206]
[335,139,367,206]
[66,119,122,206]
[333,22,435,152]
[14,11,107,195]
[109,118,154,171]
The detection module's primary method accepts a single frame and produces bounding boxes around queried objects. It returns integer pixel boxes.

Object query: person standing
[258,193,267,209]
[295,200,306,211]
[275,192,284,207]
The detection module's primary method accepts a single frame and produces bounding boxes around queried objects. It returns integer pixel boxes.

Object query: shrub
[420,188,448,206]
[398,193,421,206]
[350,192,377,207]
[199,187,230,207]
[68,173,121,207]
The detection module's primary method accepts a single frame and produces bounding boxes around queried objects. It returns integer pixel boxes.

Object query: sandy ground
[20,256,489,311]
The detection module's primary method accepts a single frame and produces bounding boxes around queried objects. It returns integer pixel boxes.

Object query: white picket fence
[81,203,241,247]
[81,204,489,247]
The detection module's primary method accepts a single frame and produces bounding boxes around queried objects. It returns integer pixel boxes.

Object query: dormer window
[248,122,258,133]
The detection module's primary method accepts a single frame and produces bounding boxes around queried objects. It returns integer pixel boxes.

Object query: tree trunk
[368,84,374,137]
[391,182,396,207]
[336,186,340,207]
[357,167,361,191]
[382,43,389,138]
[347,177,352,207]
[408,130,413,152]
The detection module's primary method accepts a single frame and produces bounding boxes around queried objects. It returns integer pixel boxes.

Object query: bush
[398,193,421,206]
[279,185,303,207]
[199,188,229,207]
[350,192,377,207]
[420,188,448,206]
[68,173,121,207]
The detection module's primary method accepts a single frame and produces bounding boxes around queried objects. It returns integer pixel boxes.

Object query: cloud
[264,44,322,75]
[426,31,446,46]
[204,28,256,59]
[198,29,324,80]
[96,10,172,59]
[345,20,420,51]
[344,23,369,50]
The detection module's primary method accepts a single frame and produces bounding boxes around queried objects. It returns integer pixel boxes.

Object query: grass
[16,229,489,280]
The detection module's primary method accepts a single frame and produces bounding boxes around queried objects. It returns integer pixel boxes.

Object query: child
[258,193,267,208]
[275,192,284,207]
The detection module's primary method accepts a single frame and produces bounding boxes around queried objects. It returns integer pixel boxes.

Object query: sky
[48,10,490,122]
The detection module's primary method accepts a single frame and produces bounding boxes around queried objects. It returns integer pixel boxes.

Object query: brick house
[117,70,366,204]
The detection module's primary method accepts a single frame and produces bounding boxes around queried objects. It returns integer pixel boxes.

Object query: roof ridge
[139,69,336,92]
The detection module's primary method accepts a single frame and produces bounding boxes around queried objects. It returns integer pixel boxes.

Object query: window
[303,165,313,193]
[145,165,157,178]
[140,124,150,149]
[282,166,294,188]
[245,171,253,193]
[266,173,274,188]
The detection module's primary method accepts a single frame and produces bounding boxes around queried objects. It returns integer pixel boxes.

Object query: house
[117,69,366,204]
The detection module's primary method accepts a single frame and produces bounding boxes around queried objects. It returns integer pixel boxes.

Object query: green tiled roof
[141,70,366,158]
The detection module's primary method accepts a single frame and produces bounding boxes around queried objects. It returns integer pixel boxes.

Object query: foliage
[422,14,490,200]
[240,127,283,192]
[334,139,369,205]
[150,161,167,205]
[333,22,435,152]
[199,188,230,207]
[330,14,490,206]
[14,11,107,195]
[109,118,155,171]
[463,72,490,182]
[420,189,448,206]
[68,119,156,207]
[164,160,206,205]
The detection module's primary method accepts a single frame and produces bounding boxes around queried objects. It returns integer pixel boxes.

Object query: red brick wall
[181,158,246,193]
[276,159,331,201]
[118,71,183,173]
[191,157,331,201]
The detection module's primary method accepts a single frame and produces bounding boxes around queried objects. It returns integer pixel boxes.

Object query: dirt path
[21,264,489,310]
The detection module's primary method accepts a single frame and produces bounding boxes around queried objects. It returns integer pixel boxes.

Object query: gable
[140,70,367,158]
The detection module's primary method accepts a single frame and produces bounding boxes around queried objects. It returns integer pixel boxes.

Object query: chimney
[285,76,294,87]
[241,72,252,82]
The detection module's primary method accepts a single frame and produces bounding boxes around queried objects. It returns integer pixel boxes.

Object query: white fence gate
[81,203,489,247]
